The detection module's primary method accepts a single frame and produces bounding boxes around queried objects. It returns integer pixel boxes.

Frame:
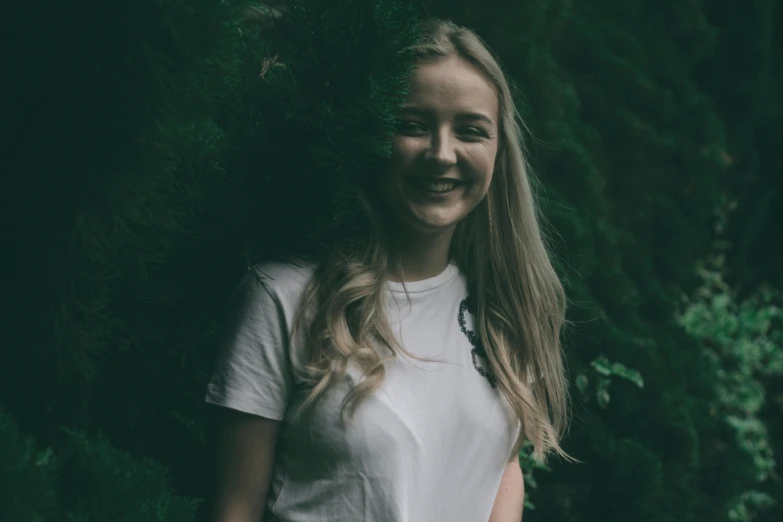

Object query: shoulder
[247,259,316,285]
[222,260,318,336]
[242,259,318,305]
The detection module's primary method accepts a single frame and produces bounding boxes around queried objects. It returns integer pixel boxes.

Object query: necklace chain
[458,296,498,389]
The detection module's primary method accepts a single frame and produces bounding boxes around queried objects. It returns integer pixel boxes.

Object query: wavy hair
[288,18,573,465]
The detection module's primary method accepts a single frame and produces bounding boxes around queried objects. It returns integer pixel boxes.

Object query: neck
[387,225,456,283]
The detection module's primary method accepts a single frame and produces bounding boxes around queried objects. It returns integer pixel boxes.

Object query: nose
[423,128,457,168]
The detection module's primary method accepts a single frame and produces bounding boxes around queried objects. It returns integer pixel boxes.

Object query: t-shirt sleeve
[205,269,293,421]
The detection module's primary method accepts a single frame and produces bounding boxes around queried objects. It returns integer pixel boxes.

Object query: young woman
[201,18,572,522]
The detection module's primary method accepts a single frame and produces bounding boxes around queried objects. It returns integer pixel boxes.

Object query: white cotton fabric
[205,261,521,522]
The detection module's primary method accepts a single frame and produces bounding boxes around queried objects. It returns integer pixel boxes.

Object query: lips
[407,177,466,198]
[410,177,463,189]
[413,176,462,184]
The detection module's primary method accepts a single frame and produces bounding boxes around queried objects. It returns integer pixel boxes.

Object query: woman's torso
[262,261,520,522]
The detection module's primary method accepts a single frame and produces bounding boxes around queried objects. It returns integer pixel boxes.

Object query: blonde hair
[288,18,573,465]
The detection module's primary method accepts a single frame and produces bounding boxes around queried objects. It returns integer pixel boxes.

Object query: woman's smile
[380,53,499,238]
[408,177,467,197]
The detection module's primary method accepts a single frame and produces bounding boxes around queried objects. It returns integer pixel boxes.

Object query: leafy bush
[677,234,782,521]
[0,407,200,521]
[0,407,59,522]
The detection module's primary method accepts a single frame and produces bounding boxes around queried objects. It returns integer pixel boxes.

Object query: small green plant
[517,438,552,511]
[0,407,60,522]
[0,406,201,521]
[519,356,643,511]
[676,253,782,522]
[575,355,644,408]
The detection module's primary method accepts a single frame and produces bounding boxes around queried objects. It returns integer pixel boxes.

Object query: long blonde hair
[288,18,573,465]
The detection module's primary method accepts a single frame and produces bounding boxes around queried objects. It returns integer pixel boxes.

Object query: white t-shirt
[205,260,521,522]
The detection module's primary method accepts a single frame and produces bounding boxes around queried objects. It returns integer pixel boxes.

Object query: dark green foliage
[222,0,422,263]
[678,251,783,520]
[0,407,199,521]
[1,0,423,504]
[695,0,783,295]
[57,426,200,521]
[2,0,265,499]
[0,407,59,522]
[1,0,780,520]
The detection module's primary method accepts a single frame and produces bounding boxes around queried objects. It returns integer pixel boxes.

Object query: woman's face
[380,54,500,239]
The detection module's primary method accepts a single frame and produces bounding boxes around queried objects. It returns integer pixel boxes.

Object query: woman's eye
[394,122,488,140]
[461,127,488,138]
[396,121,426,133]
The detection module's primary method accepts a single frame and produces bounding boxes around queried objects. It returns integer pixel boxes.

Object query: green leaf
[591,356,613,376]
[610,362,645,388]
[575,374,589,397]
[596,377,611,408]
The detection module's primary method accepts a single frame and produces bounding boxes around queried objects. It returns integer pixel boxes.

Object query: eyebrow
[398,106,495,125]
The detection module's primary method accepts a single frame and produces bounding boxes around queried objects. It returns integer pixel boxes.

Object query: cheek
[469,147,497,180]
[470,149,497,198]
[389,139,420,169]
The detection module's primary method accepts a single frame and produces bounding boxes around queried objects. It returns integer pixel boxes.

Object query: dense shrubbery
[676,203,783,521]
[0,407,199,522]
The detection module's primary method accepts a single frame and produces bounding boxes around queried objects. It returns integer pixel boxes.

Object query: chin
[404,213,463,235]
[382,190,477,237]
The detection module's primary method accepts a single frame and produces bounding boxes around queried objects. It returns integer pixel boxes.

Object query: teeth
[426,182,457,192]
[414,180,459,193]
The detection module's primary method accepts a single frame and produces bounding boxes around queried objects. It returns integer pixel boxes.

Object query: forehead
[405,55,498,122]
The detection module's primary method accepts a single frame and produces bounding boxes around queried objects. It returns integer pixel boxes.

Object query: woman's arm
[487,458,525,522]
[198,404,282,522]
